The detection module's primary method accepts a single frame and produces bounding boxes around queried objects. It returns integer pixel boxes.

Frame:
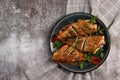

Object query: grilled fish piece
[84,35,105,54]
[77,20,98,34]
[52,20,98,41]
[52,45,86,63]
[61,35,105,54]
[71,23,86,35]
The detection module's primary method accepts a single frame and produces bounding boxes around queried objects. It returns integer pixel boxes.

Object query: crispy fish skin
[85,23,98,33]
[52,45,69,62]
[77,36,87,51]
[77,20,98,34]
[52,45,86,63]
[93,35,105,53]
[77,20,90,34]
[57,31,71,40]
[62,36,87,52]
[71,23,86,35]
[84,35,105,54]
[67,26,78,36]
[76,52,86,61]
[62,36,79,48]
[60,47,73,62]
[63,37,76,47]
[66,49,79,63]
[66,49,86,63]
[57,25,78,41]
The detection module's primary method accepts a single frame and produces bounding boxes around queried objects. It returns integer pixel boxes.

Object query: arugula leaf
[97,26,105,35]
[89,16,97,24]
[96,48,104,58]
[100,52,104,58]
[85,54,91,62]
[79,61,84,69]
[53,40,64,48]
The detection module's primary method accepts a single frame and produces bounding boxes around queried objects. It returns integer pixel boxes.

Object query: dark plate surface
[50,12,110,73]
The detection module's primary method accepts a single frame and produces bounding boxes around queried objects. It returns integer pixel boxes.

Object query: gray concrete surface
[0,0,67,80]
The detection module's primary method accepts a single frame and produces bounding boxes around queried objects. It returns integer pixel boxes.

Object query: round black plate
[50,12,110,73]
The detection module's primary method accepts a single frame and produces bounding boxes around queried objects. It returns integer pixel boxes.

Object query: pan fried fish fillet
[84,35,105,54]
[55,20,98,41]
[61,35,105,54]
[52,45,86,63]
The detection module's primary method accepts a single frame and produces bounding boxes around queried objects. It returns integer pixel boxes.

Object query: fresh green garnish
[85,54,91,62]
[53,40,64,48]
[89,16,105,35]
[79,61,84,69]
[99,48,104,52]
[96,48,104,58]
[97,26,105,35]
[89,16,97,24]
[100,52,104,58]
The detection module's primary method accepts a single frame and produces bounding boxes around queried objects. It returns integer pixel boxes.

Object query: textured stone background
[0,0,67,80]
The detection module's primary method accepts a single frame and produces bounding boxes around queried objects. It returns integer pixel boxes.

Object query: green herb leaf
[97,26,105,35]
[100,52,104,58]
[85,54,91,62]
[53,40,64,48]
[96,48,104,58]
[79,61,84,69]
[89,16,97,24]
[100,48,104,52]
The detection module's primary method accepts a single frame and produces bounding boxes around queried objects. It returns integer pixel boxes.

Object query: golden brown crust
[77,20,90,34]
[71,23,86,35]
[85,23,98,33]
[52,45,69,61]
[77,20,98,34]
[57,31,71,40]
[84,35,105,54]
[77,36,87,51]
[52,45,86,63]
